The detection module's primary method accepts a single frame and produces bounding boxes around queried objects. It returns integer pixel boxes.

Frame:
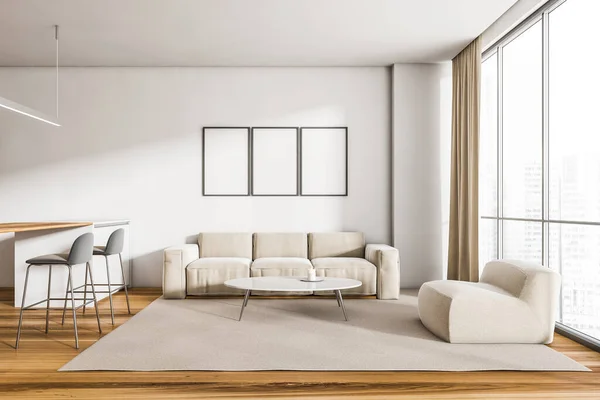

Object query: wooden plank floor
[1,288,599,399]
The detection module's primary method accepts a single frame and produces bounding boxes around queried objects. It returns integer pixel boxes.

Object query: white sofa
[417,259,561,344]
[163,232,400,300]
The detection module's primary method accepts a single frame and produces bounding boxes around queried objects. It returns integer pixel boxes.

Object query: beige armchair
[418,259,561,344]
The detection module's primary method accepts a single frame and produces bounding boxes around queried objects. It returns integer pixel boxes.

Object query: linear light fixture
[0,25,61,127]
[0,94,60,126]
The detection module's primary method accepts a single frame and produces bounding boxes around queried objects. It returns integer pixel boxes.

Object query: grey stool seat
[73,228,130,325]
[25,254,69,264]
[16,232,102,349]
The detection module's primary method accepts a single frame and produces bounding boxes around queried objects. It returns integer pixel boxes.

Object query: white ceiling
[0,0,518,67]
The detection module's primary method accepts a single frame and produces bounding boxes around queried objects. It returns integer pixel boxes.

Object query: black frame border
[202,126,252,197]
[251,127,300,197]
[299,126,348,197]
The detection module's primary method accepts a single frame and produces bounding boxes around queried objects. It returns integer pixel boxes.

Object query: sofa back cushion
[198,233,252,259]
[481,259,561,342]
[253,233,308,259]
[308,232,365,259]
[480,260,528,298]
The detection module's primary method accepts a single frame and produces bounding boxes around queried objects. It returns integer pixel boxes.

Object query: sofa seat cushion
[251,257,313,295]
[421,279,514,299]
[186,257,250,295]
[418,280,545,343]
[311,257,376,295]
[251,257,313,275]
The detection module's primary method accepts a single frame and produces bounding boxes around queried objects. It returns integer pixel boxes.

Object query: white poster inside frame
[252,127,299,195]
[203,127,250,196]
[301,127,348,196]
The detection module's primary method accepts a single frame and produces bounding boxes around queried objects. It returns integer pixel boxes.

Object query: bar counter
[0,220,130,307]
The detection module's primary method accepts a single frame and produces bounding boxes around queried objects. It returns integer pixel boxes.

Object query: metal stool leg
[119,253,131,314]
[67,266,79,349]
[15,265,33,349]
[45,266,52,334]
[105,255,115,325]
[61,273,70,325]
[82,260,89,315]
[87,262,102,334]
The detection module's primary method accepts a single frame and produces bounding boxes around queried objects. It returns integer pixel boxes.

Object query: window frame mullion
[497,45,503,260]
[542,8,551,270]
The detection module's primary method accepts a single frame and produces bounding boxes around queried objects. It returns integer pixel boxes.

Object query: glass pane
[549,0,600,223]
[549,223,600,339]
[480,54,498,217]
[502,220,542,264]
[479,218,498,274]
[502,21,542,219]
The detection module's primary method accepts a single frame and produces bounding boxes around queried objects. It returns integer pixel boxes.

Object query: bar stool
[15,232,102,349]
[71,228,130,325]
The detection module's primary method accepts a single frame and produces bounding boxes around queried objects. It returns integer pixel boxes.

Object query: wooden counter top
[0,222,93,234]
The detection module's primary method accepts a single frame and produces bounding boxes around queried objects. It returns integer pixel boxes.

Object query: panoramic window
[481,0,600,342]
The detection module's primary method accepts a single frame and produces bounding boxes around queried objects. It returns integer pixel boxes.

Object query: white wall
[0,67,392,287]
[392,63,452,287]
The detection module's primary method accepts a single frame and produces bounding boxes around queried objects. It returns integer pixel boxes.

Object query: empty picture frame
[252,127,299,196]
[202,127,250,196]
[300,127,348,196]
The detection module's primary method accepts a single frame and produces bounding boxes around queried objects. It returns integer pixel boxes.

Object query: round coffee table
[224,276,362,321]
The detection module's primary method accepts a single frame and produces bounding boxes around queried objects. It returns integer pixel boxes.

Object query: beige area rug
[60,294,589,371]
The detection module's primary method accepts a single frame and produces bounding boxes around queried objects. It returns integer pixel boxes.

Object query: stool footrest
[72,289,124,294]
[22,297,98,310]
[72,283,127,290]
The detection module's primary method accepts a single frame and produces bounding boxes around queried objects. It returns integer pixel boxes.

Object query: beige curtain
[448,38,481,282]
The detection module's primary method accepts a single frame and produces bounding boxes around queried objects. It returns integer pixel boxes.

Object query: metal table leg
[238,289,250,321]
[335,290,348,321]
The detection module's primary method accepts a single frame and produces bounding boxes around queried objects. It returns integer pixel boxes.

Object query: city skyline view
[480,0,600,341]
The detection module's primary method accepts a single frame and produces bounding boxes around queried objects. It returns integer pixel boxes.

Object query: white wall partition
[0,67,391,287]
[392,63,452,288]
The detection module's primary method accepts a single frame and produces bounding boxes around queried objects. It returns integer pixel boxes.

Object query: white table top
[224,276,362,292]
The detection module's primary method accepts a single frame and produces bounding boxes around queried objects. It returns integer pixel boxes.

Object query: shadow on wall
[131,250,164,288]
[0,68,362,175]
[0,233,15,287]
[185,234,198,245]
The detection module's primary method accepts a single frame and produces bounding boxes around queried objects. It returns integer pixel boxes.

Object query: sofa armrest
[163,244,199,299]
[366,244,400,300]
